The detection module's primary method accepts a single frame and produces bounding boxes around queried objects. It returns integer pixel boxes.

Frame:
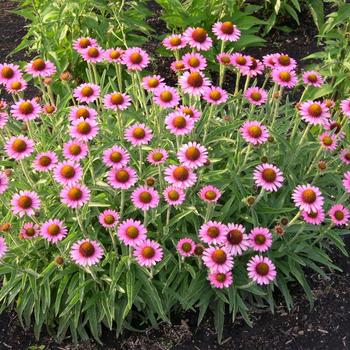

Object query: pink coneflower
[69,106,97,122]
[216,52,233,65]
[63,140,88,161]
[253,163,284,192]
[53,161,83,186]
[302,71,323,87]
[6,78,27,93]
[0,172,9,194]
[179,71,211,96]
[103,92,131,111]
[292,184,324,213]
[165,111,195,135]
[102,145,130,168]
[98,209,120,228]
[33,151,58,172]
[249,227,272,252]
[131,186,160,211]
[240,121,269,145]
[247,255,277,285]
[147,148,168,165]
[124,123,153,146]
[25,58,56,78]
[262,54,278,68]
[164,165,197,188]
[11,99,41,122]
[163,186,186,206]
[0,63,21,84]
[170,60,186,73]
[302,209,325,225]
[208,271,233,289]
[122,47,150,71]
[241,57,264,77]
[153,86,180,108]
[225,224,249,256]
[177,238,196,257]
[212,21,241,42]
[70,239,103,266]
[70,118,99,142]
[162,34,187,51]
[178,105,201,122]
[182,52,207,71]
[20,222,39,239]
[274,53,297,70]
[183,27,213,51]
[271,68,297,88]
[133,239,163,267]
[244,87,268,106]
[299,100,330,125]
[103,47,124,63]
[340,149,350,165]
[107,166,138,190]
[343,171,350,193]
[73,37,98,54]
[11,191,41,217]
[199,221,227,245]
[5,135,34,160]
[0,237,8,259]
[81,45,105,63]
[0,112,8,129]
[340,98,350,117]
[142,75,165,92]
[202,86,228,105]
[73,83,100,104]
[60,183,90,209]
[177,142,208,169]
[231,53,251,71]
[117,219,147,247]
[319,132,337,151]
[41,219,68,243]
[199,185,221,203]
[328,204,350,226]
[202,246,233,273]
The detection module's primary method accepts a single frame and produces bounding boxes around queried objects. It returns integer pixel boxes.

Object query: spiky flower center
[262,168,277,182]
[142,246,155,259]
[1,66,14,78]
[67,187,83,200]
[47,224,60,236]
[207,226,220,238]
[278,55,290,66]
[187,72,203,87]
[32,58,46,71]
[254,233,266,245]
[126,226,139,238]
[188,57,200,67]
[308,103,322,117]
[182,108,193,117]
[236,56,246,65]
[87,47,99,58]
[250,92,262,101]
[205,190,217,200]
[69,144,82,155]
[227,229,243,245]
[130,52,142,64]
[115,169,130,183]
[152,152,163,162]
[334,210,344,220]
[111,93,124,105]
[76,108,90,119]
[192,28,207,43]
[173,166,189,181]
[220,55,231,64]
[110,151,122,163]
[79,242,95,257]
[139,191,152,203]
[322,136,333,146]
[181,242,192,252]
[45,105,55,114]
[279,71,291,82]
[247,125,262,138]
[77,121,91,134]
[172,116,187,128]
[39,155,51,166]
[147,78,159,88]
[19,102,34,115]
[209,90,221,101]
[221,21,234,34]
[104,214,115,225]
[81,86,93,97]
[302,189,316,204]
[168,190,180,201]
[79,38,91,48]
[12,139,27,152]
[211,249,227,264]
[185,146,200,161]
[60,165,75,179]
[11,81,22,90]
[256,262,269,276]
[18,195,32,209]
[215,273,227,282]
[25,227,36,237]
[169,36,182,46]
[110,50,121,59]
[307,74,318,83]
[160,91,172,102]
[132,127,145,139]
[175,62,185,70]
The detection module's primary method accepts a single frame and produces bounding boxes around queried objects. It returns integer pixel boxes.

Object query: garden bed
[0,1,349,349]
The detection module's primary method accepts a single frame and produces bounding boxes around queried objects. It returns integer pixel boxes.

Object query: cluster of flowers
[0,20,350,291]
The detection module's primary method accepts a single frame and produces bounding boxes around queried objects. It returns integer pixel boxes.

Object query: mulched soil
[1,1,350,349]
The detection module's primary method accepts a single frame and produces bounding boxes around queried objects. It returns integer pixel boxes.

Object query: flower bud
[60,71,72,82]
[4,169,12,177]
[246,196,255,206]
[44,105,56,114]
[146,177,155,187]
[44,77,53,85]
[194,244,204,256]
[318,160,327,171]
[260,156,268,163]
[268,136,274,143]
[55,256,64,265]
[280,217,289,226]
[274,224,284,236]
[0,223,11,232]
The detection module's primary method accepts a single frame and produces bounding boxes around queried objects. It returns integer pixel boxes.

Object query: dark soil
[1,1,350,349]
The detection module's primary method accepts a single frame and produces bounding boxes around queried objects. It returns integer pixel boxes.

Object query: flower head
[319,132,337,151]
[208,271,233,289]
[225,224,249,256]
[299,100,330,125]
[292,184,324,213]
[53,161,83,186]
[182,52,207,71]
[104,48,124,63]
[302,71,324,87]
[199,221,227,245]
[301,209,325,225]
[165,111,195,136]
[0,63,21,84]
[142,75,165,91]
[0,172,9,194]
[73,37,98,54]
[122,47,150,71]
[103,92,131,111]
[0,237,8,259]
[162,34,187,51]
[202,86,228,105]
[131,186,160,211]
[163,186,186,206]
[81,45,105,63]
[102,145,130,168]
[274,53,297,70]
[73,83,100,103]
[177,142,208,169]
[212,21,241,42]
[177,238,196,257]
[244,87,268,106]
[107,166,138,190]
[117,219,147,247]
[69,106,97,122]
[340,98,350,117]
[179,71,211,96]
[63,140,89,161]
[153,86,180,108]
[253,163,284,192]
[5,135,34,160]
[41,219,68,243]
[328,204,350,226]
[183,27,213,51]
[178,105,201,122]
[247,255,277,285]
[343,171,350,193]
[98,209,120,228]
[20,222,40,239]
[70,239,103,266]
[240,121,269,145]
[11,99,41,122]
[25,58,56,77]
[133,239,163,267]
[70,118,99,142]
[33,151,58,172]
[147,149,168,165]
[164,165,197,188]
[272,68,297,88]
[124,123,153,146]
[249,227,272,252]
[202,246,233,273]
[60,184,90,209]
[198,185,221,203]
[11,191,41,217]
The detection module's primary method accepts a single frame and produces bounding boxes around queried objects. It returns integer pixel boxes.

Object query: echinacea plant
[0,21,349,344]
